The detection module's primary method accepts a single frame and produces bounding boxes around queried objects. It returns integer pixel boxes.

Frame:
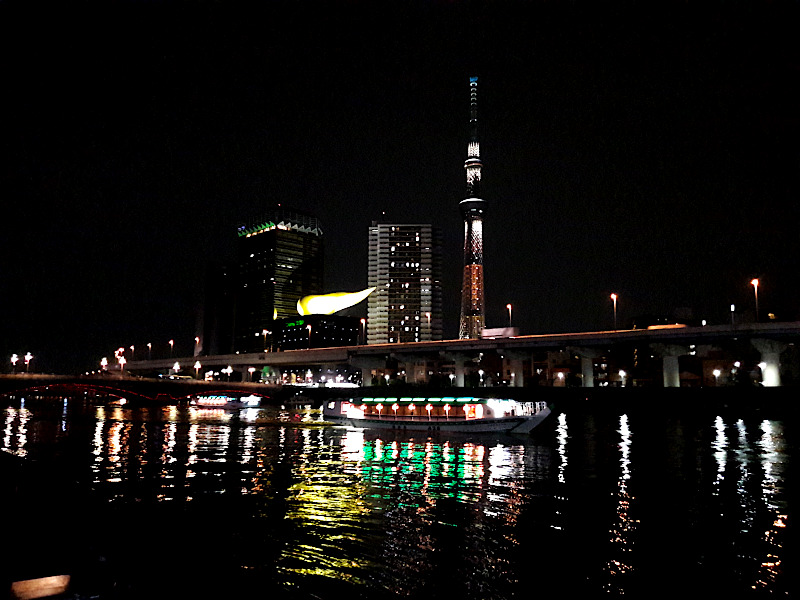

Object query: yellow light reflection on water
[3,405,31,457]
[603,414,639,593]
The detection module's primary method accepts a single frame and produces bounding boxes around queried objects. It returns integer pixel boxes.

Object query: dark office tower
[367,222,443,344]
[233,208,323,352]
[459,76,486,339]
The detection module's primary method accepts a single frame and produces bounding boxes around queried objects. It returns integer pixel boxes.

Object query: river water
[2,393,795,598]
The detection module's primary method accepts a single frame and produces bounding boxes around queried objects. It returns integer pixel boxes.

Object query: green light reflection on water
[358,438,486,506]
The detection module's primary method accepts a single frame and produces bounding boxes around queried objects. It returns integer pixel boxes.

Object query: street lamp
[713,368,721,386]
[751,278,760,322]
[506,304,512,327]
[100,357,108,371]
[223,366,233,381]
[307,324,312,349]
[24,352,33,372]
[147,342,152,360]
[169,339,174,357]
[730,304,735,327]
[194,360,201,379]
[118,356,127,371]
[11,354,18,374]
[173,361,180,374]
[130,345,134,360]
[248,366,256,381]
[619,369,626,387]
[610,294,618,330]
[360,318,366,344]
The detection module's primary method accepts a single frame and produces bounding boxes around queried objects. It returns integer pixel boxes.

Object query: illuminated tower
[459,76,486,339]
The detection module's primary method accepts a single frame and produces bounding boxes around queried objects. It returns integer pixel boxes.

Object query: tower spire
[459,76,486,339]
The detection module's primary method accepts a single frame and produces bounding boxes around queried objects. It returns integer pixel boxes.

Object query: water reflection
[0,396,794,598]
[603,414,638,593]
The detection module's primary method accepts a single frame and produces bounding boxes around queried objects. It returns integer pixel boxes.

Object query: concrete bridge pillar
[454,358,466,387]
[444,353,475,387]
[406,361,427,385]
[568,347,600,388]
[350,357,386,387]
[504,351,529,387]
[751,338,786,387]
[651,344,688,388]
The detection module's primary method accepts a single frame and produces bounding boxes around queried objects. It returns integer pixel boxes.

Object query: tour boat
[321,396,551,434]
[190,394,262,409]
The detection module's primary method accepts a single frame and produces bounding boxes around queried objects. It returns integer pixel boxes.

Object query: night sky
[2,1,799,374]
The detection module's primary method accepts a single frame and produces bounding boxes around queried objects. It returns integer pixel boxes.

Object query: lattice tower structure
[459,76,487,339]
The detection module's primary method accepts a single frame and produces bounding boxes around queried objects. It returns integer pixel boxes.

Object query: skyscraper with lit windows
[367,222,442,344]
[459,76,486,339]
[232,207,323,352]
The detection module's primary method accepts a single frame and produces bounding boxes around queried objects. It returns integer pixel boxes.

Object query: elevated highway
[120,322,800,388]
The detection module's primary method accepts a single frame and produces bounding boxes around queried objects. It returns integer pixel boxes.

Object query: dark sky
[2,1,799,373]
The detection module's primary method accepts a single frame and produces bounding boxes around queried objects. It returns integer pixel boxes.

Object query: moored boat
[322,395,550,434]
[190,394,262,409]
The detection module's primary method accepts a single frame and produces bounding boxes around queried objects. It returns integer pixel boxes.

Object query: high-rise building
[367,222,442,344]
[232,207,323,352]
[459,76,486,339]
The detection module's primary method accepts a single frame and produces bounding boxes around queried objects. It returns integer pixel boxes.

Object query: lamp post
[11,354,18,374]
[147,342,152,360]
[730,304,735,327]
[610,294,618,330]
[751,278,759,322]
[100,357,108,371]
[194,360,201,379]
[307,324,312,349]
[506,304,512,327]
[248,366,256,382]
[173,361,180,374]
[360,319,366,344]
[130,345,134,360]
[24,352,33,373]
[169,339,174,358]
[713,369,721,386]
[118,356,126,372]
[194,336,200,356]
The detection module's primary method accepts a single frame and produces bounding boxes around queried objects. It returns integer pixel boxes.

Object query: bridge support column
[651,344,688,388]
[445,353,474,387]
[406,361,427,385]
[751,339,786,387]
[568,347,600,388]
[504,351,528,387]
[350,357,386,387]
[454,358,466,387]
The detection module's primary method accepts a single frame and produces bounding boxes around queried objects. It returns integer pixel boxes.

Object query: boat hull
[325,406,551,434]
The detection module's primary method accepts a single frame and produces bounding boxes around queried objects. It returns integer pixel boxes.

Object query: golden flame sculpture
[297,287,376,315]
